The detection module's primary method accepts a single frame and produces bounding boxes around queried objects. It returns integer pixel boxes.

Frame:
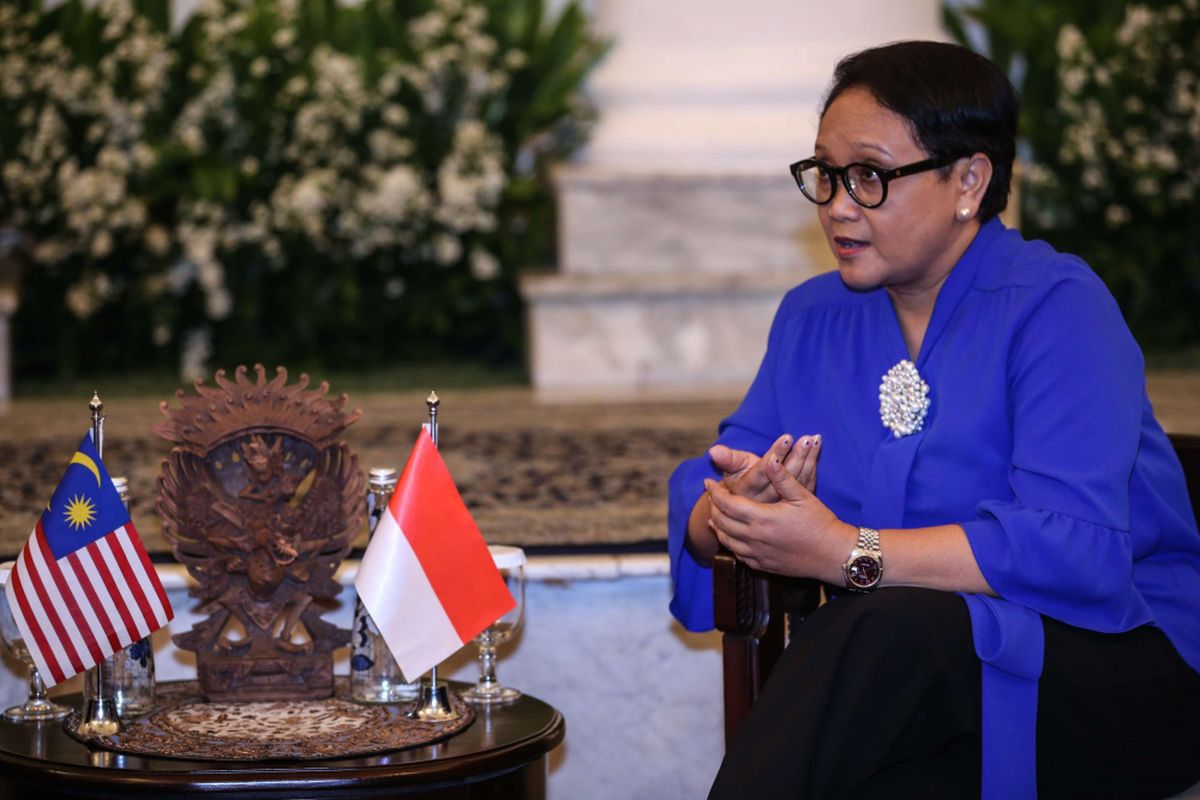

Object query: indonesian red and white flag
[4,432,173,686]
[355,428,515,682]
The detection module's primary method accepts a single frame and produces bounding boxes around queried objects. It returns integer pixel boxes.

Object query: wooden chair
[713,432,1200,747]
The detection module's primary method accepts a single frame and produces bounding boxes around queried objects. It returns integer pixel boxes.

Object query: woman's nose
[827,180,862,221]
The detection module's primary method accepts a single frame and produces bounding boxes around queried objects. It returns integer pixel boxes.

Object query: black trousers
[709,588,1200,800]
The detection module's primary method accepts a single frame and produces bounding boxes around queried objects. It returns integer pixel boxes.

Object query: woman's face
[814,87,979,297]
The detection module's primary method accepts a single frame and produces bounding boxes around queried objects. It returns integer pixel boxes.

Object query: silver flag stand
[406,391,459,722]
[75,392,121,737]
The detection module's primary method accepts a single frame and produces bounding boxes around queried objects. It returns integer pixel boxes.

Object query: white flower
[1057,25,1086,60]
[180,327,212,382]
[205,287,232,319]
[65,272,113,319]
[179,124,205,154]
[433,234,462,265]
[384,277,405,298]
[1081,167,1106,190]
[1061,66,1088,94]
[284,74,308,98]
[250,57,270,78]
[144,224,172,256]
[1116,6,1155,47]
[1105,204,1131,227]
[357,165,425,224]
[470,249,500,280]
[291,173,329,217]
[504,49,527,70]
[382,104,408,127]
[1135,176,1161,197]
[410,11,448,44]
[90,230,114,258]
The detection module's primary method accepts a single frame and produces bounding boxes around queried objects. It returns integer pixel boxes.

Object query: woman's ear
[959,153,993,206]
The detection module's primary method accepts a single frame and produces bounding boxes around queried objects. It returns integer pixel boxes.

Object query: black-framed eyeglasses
[789,154,963,209]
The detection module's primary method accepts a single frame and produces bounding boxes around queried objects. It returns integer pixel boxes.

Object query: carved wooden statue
[155,365,365,701]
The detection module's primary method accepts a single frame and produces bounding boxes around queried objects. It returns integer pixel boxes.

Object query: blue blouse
[667,218,1200,798]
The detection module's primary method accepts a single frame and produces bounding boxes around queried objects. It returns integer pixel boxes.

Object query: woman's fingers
[769,433,794,461]
[796,434,821,492]
[781,434,821,491]
[704,479,755,524]
[762,455,809,503]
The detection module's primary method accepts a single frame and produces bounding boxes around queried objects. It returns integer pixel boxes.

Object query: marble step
[522,269,801,397]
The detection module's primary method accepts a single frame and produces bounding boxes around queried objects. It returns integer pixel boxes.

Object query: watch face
[846,554,882,589]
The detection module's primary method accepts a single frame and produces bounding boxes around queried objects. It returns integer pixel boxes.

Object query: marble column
[523,0,946,396]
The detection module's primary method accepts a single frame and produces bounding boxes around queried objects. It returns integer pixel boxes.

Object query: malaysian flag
[4,432,172,686]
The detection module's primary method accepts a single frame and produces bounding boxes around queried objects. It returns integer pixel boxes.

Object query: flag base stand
[75,696,121,738]
[406,679,459,722]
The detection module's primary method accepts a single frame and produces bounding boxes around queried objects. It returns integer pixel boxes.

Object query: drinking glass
[0,562,70,722]
[463,546,525,704]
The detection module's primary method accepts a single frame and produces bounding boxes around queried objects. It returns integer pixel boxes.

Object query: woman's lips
[834,236,868,256]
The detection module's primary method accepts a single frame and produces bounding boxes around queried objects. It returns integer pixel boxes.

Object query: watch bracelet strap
[858,526,880,552]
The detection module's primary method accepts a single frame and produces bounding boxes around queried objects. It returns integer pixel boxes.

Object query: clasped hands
[703,433,853,583]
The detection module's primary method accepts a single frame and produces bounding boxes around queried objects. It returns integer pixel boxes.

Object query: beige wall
[582,0,947,171]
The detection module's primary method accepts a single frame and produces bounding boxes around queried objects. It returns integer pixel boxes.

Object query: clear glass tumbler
[463,546,525,704]
[0,562,71,722]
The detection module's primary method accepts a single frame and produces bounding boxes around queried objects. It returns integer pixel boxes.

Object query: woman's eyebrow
[813,141,895,159]
[851,141,893,158]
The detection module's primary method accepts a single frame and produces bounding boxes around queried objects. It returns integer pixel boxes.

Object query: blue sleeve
[962,268,1153,630]
[667,296,795,632]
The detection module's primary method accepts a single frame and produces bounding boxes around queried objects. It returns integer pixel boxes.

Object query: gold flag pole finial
[89,392,104,457]
[426,391,440,448]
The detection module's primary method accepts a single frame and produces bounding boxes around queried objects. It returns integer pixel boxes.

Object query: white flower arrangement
[949,0,1199,349]
[1048,5,1199,230]
[0,0,608,375]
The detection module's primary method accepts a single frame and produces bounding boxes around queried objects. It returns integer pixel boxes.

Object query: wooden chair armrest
[713,548,773,638]
[714,546,826,746]
[713,548,785,745]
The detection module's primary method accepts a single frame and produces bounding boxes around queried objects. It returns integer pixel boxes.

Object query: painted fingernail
[814,434,822,446]
[800,436,811,448]
[780,435,792,448]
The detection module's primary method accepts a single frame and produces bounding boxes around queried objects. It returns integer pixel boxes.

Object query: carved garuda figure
[155,365,365,701]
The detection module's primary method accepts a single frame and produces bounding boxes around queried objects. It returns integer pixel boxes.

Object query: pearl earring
[956,206,972,222]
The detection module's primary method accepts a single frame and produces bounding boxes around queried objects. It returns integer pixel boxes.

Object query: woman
[668,41,1200,799]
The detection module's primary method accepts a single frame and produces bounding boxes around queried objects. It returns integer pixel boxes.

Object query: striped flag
[4,433,172,686]
[355,428,514,682]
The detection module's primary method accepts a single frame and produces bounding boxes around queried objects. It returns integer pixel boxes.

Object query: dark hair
[821,41,1018,222]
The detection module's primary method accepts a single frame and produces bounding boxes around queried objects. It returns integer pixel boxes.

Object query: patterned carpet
[0,387,735,557]
[2,370,1197,559]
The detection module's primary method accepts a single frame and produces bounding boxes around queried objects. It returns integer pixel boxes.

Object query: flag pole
[75,392,121,736]
[406,390,459,722]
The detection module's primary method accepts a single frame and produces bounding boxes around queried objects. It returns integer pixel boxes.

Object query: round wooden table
[0,683,565,799]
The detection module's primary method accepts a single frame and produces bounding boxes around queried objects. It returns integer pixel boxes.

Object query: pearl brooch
[879,360,931,438]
